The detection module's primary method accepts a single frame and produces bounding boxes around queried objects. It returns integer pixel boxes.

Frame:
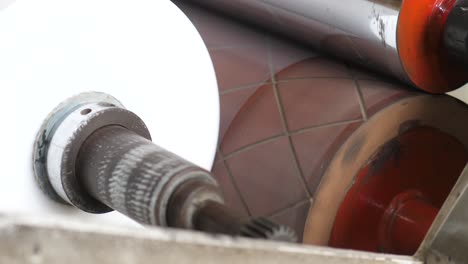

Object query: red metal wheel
[329,126,467,255]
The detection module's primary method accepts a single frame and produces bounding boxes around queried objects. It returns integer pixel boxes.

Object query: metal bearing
[33,92,151,213]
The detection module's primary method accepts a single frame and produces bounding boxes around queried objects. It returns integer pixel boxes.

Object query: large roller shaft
[33,93,296,242]
[179,0,468,93]
[76,125,218,226]
[76,125,296,241]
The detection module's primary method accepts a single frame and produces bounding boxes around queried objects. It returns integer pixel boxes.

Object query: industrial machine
[173,0,468,256]
[1,0,468,263]
[182,0,468,93]
[0,0,296,241]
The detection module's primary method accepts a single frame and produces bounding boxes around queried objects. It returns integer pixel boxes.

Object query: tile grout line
[349,65,369,121]
[289,118,364,136]
[265,35,288,135]
[223,134,284,160]
[266,34,313,199]
[220,80,271,95]
[223,119,364,159]
[276,76,354,83]
[216,147,253,217]
[219,75,383,96]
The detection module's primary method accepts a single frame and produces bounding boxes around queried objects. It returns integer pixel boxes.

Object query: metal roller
[77,125,296,242]
[175,2,468,255]
[179,0,468,93]
[33,92,297,242]
[76,126,219,226]
[0,0,220,228]
[0,0,293,244]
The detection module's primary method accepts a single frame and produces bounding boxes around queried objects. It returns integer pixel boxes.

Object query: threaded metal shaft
[35,94,297,242]
[75,125,296,242]
[76,125,218,226]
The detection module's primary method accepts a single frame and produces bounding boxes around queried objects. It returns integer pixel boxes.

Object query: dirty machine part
[174,2,468,255]
[182,0,468,93]
[33,92,296,242]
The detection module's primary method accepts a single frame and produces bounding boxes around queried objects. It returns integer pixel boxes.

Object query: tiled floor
[174,1,447,240]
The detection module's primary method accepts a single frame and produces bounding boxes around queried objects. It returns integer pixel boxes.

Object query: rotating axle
[33,92,296,242]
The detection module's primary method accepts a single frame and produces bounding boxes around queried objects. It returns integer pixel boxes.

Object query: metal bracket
[0,213,420,264]
[417,163,468,264]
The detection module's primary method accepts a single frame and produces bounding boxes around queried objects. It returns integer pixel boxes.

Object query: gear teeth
[240,217,298,243]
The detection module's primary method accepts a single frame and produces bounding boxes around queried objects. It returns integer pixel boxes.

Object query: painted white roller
[0,0,218,226]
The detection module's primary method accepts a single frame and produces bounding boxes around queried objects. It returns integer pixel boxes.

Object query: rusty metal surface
[34,94,151,213]
[76,124,296,241]
[33,93,126,206]
[76,125,221,226]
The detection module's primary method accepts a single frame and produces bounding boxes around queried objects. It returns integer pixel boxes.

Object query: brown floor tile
[359,80,417,117]
[270,200,311,242]
[219,86,259,141]
[211,161,249,218]
[226,136,308,217]
[209,46,270,92]
[278,78,362,131]
[275,57,351,81]
[221,84,284,154]
[291,122,362,194]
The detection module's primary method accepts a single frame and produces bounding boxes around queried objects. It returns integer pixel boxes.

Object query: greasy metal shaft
[76,125,297,242]
[76,125,218,226]
[192,201,298,242]
[192,200,245,235]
